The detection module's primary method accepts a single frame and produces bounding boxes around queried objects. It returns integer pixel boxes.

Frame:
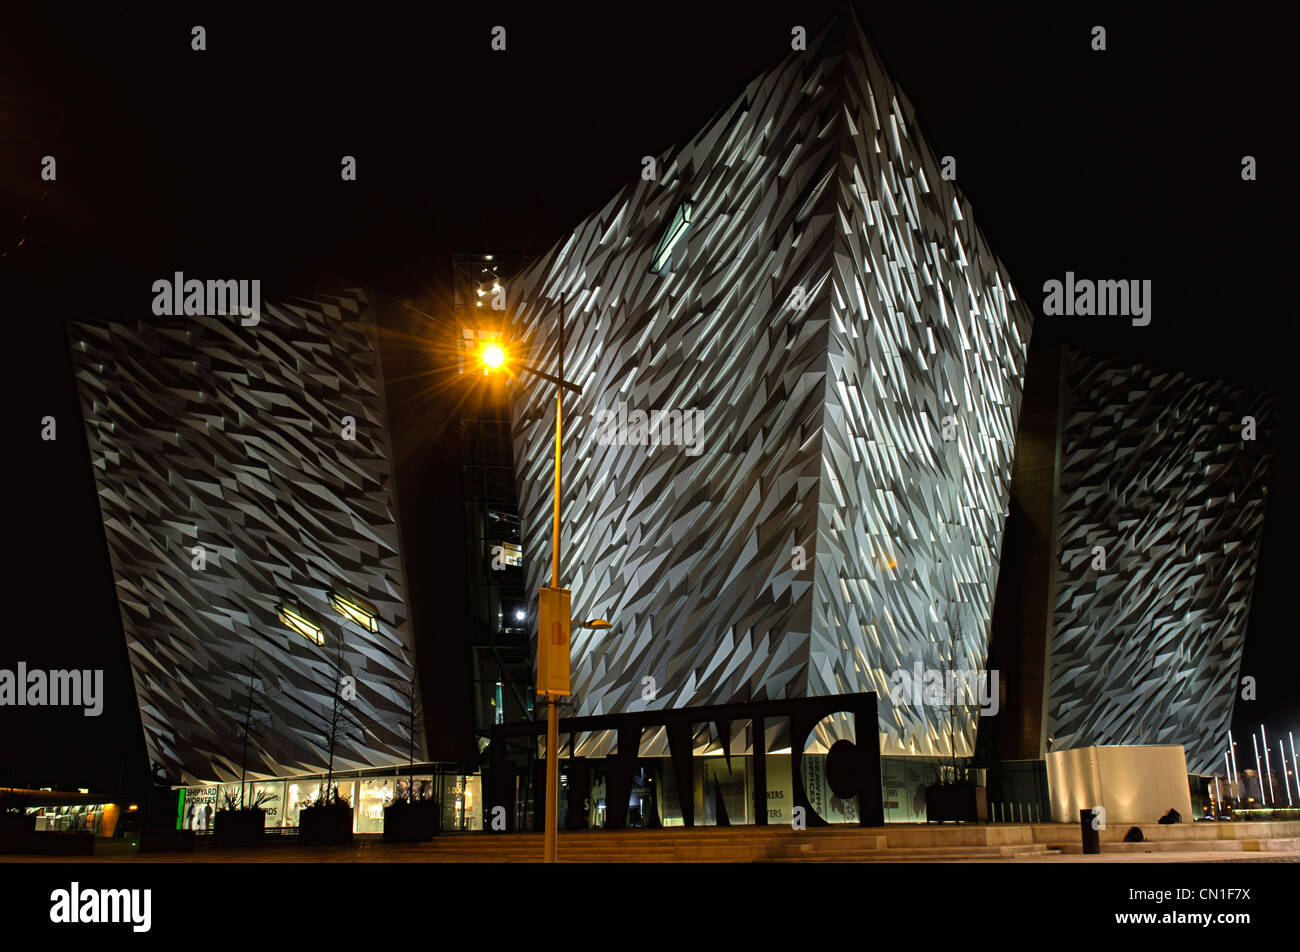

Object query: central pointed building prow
[505,8,1034,770]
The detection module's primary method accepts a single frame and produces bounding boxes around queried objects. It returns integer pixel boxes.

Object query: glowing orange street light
[475,297,590,864]
[481,342,506,370]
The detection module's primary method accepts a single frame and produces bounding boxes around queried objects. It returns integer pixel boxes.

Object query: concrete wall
[1047,745,1193,825]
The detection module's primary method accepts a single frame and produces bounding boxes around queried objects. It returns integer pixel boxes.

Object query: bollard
[1080,809,1101,854]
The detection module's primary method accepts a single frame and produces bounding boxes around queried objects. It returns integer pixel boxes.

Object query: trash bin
[1080,808,1101,854]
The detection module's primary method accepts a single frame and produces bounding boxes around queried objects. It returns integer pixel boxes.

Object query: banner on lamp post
[536,586,571,697]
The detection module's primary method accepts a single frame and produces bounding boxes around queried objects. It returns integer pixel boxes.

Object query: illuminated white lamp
[1280,740,1293,806]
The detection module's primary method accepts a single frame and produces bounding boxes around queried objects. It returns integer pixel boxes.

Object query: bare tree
[941,601,971,784]
[235,640,265,810]
[396,667,425,803]
[316,631,361,805]
[931,576,975,786]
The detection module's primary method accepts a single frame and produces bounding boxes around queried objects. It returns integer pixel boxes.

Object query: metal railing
[990,801,1044,823]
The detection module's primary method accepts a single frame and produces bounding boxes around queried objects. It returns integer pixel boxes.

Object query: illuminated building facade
[69,288,504,829]
[989,347,1275,778]
[504,10,1034,761]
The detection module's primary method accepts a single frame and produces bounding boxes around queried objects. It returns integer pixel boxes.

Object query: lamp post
[477,293,609,863]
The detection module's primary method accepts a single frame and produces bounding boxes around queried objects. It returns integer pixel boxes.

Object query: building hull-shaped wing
[69,291,422,785]
[507,12,1033,757]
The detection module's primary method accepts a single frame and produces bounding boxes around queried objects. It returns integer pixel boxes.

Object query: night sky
[3,3,1295,796]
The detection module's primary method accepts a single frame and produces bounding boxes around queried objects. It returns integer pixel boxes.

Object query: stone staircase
[371,820,1300,863]
[372,827,1063,863]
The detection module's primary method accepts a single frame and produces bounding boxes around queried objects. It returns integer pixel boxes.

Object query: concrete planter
[925,783,988,823]
[214,808,266,847]
[298,804,353,844]
[0,831,96,855]
[0,813,36,834]
[383,800,440,842]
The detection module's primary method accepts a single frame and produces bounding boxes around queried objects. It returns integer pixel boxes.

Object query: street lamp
[478,293,594,863]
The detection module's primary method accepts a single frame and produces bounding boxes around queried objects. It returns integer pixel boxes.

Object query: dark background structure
[3,3,1295,802]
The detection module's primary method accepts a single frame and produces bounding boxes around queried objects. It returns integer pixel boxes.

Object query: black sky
[2,2,1295,794]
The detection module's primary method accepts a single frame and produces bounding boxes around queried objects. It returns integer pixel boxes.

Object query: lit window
[649,200,695,274]
[328,587,380,632]
[492,541,523,567]
[277,603,324,645]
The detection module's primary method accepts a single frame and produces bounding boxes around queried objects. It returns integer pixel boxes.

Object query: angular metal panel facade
[1047,350,1274,774]
[69,291,422,785]
[506,13,1033,756]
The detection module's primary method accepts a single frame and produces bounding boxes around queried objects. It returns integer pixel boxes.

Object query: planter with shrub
[299,795,353,844]
[214,789,276,847]
[383,797,439,842]
[214,809,266,847]
[924,780,988,823]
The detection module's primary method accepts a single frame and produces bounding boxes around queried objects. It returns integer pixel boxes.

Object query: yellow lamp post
[477,294,608,862]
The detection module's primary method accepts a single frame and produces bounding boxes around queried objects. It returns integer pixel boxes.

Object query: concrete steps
[10,823,1294,862]
[380,828,1069,862]
[378,822,1300,862]
[1094,836,1300,854]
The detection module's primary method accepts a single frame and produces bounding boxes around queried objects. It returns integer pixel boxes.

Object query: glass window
[765,754,794,824]
[394,776,434,804]
[694,756,751,825]
[282,780,315,827]
[439,775,484,831]
[356,778,396,833]
[180,786,220,831]
[282,779,352,826]
[252,781,285,827]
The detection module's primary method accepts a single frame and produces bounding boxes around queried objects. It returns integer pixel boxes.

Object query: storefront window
[658,758,684,827]
[283,781,314,828]
[438,774,483,831]
[693,756,751,825]
[801,753,859,823]
[464,775,482,829]
[765,754,794,824]
[180,786,219,830]
[356,778,396,833]
[333,781,355,813]
[217,782,243,813]
[395,776,434,803]
[252,781,285,827]
[34,804,108,835]
[880,758,929,822]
